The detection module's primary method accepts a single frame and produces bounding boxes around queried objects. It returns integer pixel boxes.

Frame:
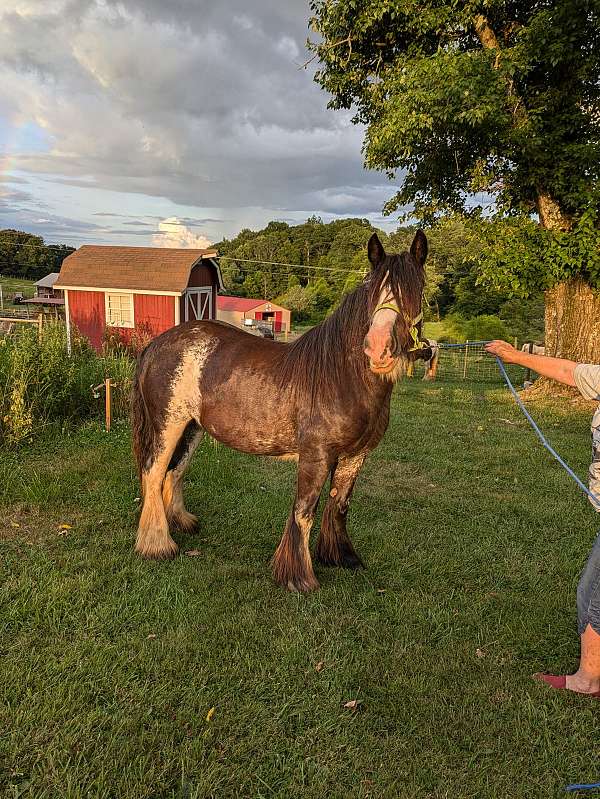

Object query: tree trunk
[472,16,598,378]
[544,279,600,362]
[535,191,599,391]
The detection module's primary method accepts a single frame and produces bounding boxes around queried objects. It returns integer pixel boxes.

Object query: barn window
[105,292,134,328]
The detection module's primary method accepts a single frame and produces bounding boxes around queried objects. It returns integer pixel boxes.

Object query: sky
[0,0,405,249]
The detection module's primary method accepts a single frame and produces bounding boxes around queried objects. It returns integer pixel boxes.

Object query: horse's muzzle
[368,356,399,375]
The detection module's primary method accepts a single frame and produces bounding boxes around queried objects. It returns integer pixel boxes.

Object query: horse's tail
[131,352,155,487]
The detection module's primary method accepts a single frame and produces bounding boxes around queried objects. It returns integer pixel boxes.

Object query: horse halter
[371,299,427,353]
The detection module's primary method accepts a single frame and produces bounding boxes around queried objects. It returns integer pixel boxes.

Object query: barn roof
[55,245,222,294]
[35,272,60,289]
[217,296,288,312]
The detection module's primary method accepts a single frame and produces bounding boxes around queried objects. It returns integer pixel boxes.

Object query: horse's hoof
[135,538,179,560]
[284,576,320,593]
[341,553,364,570]
[314,548,364,570]
[171,511,198,534]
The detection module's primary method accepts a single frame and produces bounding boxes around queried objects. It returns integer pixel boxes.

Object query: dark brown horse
[132,231,430,592]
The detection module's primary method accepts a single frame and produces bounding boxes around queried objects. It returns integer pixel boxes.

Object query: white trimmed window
[105,292,134,328]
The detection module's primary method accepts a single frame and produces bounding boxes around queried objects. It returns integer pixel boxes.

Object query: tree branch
[473,14,569,229]
[300,35,352,70]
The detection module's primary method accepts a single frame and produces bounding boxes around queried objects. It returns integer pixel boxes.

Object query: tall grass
[0,323,134,445]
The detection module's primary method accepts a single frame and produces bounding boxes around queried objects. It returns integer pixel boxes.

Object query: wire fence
[432,342,533,386]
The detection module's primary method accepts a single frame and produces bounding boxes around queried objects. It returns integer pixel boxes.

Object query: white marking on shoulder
[167,338,218,423]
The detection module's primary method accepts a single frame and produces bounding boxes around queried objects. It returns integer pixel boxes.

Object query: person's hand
[484,340,519,364]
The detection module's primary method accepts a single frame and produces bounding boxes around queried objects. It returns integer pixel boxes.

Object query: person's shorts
[577,530,600,635]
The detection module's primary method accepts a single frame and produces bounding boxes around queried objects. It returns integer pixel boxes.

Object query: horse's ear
[410,229,428,267]
[368,233,386,269]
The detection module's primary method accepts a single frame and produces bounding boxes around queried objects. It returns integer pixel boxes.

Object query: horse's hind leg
[162,420,204,533]
[272,457,330,593]
[315,453,365,569]
[136,418,189,560]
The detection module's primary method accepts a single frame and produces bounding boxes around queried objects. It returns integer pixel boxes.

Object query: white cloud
[0,0,403,241]
[153,217,212,249]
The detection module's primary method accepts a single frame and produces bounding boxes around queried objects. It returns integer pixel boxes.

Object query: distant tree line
[216,216,544,341]
[2,218,544,342]
[0,229,74,281]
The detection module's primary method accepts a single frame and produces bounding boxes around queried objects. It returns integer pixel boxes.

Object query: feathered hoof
[135,534,179,560]
[274,573,320,594]
[314,544,364,570]
[170,511,199,534]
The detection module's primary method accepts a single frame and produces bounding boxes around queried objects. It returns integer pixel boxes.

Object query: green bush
[0,323,134,446]
[447,314,510,343]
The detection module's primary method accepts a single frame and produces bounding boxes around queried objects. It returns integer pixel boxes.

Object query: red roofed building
[55,245,223,351]
[216,296,291,334]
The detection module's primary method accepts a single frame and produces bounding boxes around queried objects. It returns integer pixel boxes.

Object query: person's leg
[566,624,600,693]
[536,530,600,695]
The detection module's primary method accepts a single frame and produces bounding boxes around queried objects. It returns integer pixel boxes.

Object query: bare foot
[534,672,600,696]
[565,673,600,694]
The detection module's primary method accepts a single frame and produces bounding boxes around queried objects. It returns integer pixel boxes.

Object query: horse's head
[363,230,428,379]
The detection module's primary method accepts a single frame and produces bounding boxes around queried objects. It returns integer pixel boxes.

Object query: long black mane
[275,249,425,408]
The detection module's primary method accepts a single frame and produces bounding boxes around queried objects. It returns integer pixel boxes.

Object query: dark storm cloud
[0,1,397,220]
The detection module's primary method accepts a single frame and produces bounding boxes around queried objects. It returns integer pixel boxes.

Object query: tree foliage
[0,229,74,280]
[309,0,600,220]
[309,0,600,304]
[216,217,380,301]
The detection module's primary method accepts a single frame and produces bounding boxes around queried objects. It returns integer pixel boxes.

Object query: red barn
[55,245,223,351]
[216,296,291,333]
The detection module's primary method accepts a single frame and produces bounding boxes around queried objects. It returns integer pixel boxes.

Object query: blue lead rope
[565,784,600,793]
[493,355,600,507]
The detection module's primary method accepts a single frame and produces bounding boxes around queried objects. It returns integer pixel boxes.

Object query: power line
[217,255,363,275]
[0,237,366,275]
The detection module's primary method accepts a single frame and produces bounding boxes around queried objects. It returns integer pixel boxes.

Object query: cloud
[152,217,212,249]
[0,0,399,229]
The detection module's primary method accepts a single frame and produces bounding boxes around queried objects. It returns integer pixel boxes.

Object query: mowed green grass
[0,276,35,300]
[1,380,599,798]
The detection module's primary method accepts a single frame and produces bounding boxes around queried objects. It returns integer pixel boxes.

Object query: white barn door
[184,288,212,321]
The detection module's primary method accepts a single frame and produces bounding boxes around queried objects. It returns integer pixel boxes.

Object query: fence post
[105,378,112,432]
[525,341,533,385]
[37,313,43,342]
[462,340,469,379]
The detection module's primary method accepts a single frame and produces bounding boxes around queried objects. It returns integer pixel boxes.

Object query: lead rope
[494,355,600,507]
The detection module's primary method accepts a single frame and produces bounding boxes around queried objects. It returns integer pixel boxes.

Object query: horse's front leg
[315,453,366,569]
[272,457,330,593]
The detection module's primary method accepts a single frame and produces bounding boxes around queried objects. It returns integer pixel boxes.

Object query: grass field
[2,379,599,798]
[0,276,35,300]
[423,320,452,341]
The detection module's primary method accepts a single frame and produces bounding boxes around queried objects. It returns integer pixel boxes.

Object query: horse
[406,338,439,380]
[422,340,440,380]
[521,342,545,355]
[131,231,430,592]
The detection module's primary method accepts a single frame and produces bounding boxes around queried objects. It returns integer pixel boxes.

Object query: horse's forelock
[275,247,425,411]
[367,251,425,342]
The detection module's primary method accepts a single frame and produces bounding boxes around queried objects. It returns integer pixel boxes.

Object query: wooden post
[0,284,3,311]
[37,313,43,342]
[105,378,112,432]
[462,340,469,379]
[525,341,533,385]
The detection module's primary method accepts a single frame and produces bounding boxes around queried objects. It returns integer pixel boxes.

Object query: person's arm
[484,340,577,387]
